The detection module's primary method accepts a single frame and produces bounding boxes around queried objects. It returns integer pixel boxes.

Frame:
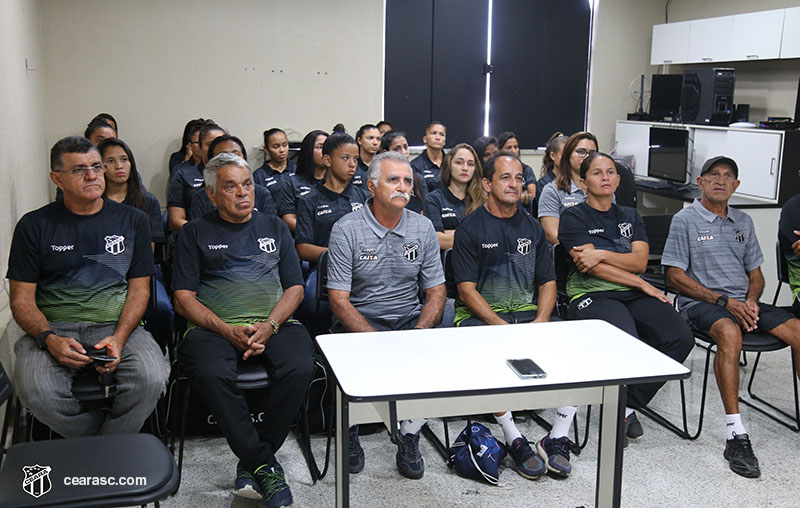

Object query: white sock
[625,407,635,418]
[550,406,578,439]
[400,418,426,436]
[494,411,523,445]
[725,414,747,440]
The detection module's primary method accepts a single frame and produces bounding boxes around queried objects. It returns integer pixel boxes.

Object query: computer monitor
[648,127,688,183]
[649,74,683,121]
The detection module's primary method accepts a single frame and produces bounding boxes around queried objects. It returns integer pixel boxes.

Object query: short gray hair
[368,151,412,187]
[204,153,252,194]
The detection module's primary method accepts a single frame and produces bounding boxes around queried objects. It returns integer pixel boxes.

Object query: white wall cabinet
[686,16,733,64]
[781,7,800,59]
[651,21,691,65]
[730,10,784,61]
[651,8,799,64]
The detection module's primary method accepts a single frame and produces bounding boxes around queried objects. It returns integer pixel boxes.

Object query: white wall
[588,0,664,151]
[40,0,384,205]
[0,0,50,367]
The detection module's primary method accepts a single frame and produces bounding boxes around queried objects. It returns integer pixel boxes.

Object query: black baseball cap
[700,156,738,178]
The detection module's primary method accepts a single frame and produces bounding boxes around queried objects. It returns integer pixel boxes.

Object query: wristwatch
[715,294,729,308]
[267,318,280,334]
[36,330,55,349]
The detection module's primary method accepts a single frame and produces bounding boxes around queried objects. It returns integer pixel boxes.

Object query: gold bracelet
[267,318,280,334]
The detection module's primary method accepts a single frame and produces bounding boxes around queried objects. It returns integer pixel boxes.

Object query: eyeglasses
[575,148,595,157]
[56,163,105,178]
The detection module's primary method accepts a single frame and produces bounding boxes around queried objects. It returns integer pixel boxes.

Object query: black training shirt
[295,183,370,247]
[7,197,154,323]
[424,187,465,232]
[558,202,647,299]
[253,159,297,201]
[172,210,303,325]
[452,205,554,325]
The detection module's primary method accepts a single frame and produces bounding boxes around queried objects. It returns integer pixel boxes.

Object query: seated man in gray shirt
[327,151,446,480]
[662,155,800,479]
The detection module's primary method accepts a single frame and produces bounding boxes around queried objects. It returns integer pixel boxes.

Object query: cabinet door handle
[702,57,713,61]
[770,157,776,176]
[746,54,759,59]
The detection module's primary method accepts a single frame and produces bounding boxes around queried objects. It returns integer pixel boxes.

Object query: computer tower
[680,68,735,126]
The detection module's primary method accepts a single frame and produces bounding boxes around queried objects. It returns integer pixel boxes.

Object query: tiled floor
[164,345,800,507]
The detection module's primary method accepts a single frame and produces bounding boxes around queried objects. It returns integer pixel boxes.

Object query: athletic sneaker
[349,425,365,473]
[625,412,644,440]
[254,461,293,508]
[396,431,425,479]
[233,462,262,500]
[724,433,761,478]
[507,436,546,479]
[536,434,573,477]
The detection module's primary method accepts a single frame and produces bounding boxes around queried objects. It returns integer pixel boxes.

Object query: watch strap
[36,330,55,349]
[267,318,280,334]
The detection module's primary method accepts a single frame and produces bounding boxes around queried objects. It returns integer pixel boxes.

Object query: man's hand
[222,324,262,355]
[46,335,92,369]
[726,298,759,332]
[639,280,671,305]
[243,321,275,360]
[571,245,605,273]
[92,336,125,373]
[792,230,800,257]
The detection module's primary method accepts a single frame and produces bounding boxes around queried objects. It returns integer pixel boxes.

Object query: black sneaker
[253,461,293,508]
[724,433,761,478]
[536,435,573,477]
[349,425,365,473]
[396,431,425,479]
[508,436,546,479]
[625,412,644,440]
[233,462,262,500]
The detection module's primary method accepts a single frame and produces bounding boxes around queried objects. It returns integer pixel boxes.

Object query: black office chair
[639,260,800,437]
[0,361,178,507]
[441,248,457,300]
[614,162,637,208]
[640,215,673,291]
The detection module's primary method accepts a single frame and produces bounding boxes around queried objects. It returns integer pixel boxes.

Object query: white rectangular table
[316,319,690,508]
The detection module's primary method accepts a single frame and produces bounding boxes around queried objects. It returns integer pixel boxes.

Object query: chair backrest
[642,214,674,258]
[614,161,637,208]
[776,240,790,284]
[553,243,570,294]
[0,362,11,408]
[442,248,457,300]
[317,250,330,303]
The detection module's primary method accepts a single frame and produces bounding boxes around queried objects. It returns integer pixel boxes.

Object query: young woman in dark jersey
[558,151,693,443]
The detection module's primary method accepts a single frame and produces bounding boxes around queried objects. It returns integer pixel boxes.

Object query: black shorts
[683,301,793,333]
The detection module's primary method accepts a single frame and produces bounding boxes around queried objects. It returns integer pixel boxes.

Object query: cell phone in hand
[88,347,117,363]
[507,358,547,379]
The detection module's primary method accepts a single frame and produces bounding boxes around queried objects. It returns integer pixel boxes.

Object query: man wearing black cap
[662,155,800,479]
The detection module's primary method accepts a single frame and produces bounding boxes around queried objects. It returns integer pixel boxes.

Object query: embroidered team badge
[258,237,276,253]
[618,222,633,239]
[734,229,745,243]
[351,202,363,212]
[517,238,531,255]
[22,464,52,498]
[403,242,420,262]
[104,235,125,255]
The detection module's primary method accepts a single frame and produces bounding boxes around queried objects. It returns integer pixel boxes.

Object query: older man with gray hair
[327,150,446,479]
[172,153,313,508]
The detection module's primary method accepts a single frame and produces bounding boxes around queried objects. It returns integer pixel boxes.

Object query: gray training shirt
[327,199,445,322]
[661,199,763,311]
